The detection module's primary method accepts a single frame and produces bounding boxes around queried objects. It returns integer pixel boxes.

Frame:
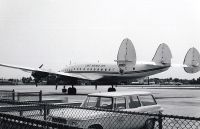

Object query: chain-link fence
[0,111,81,129]
[0,100,199,129]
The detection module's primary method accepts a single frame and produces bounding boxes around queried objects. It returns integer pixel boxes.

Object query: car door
[113,97,128,129]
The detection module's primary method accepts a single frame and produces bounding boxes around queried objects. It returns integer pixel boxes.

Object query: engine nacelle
[31,71,49,86]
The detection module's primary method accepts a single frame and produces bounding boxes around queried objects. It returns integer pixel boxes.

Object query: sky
[0,0,200,79]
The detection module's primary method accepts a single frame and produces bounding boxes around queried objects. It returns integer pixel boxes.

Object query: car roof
[88,91,152,97]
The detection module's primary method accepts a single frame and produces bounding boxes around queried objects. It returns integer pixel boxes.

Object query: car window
[99,97,113,109]
[114,97,126,110]
[128,95,141,108]
[85,96,99,108]
[83,96,113,109]
[139,95,156,106]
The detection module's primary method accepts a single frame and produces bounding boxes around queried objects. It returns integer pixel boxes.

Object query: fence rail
[0,90,42,102]
[0,89,15,100]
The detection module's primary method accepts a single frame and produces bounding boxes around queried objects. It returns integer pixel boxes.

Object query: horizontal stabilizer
[183,47,200,73]
[152,43,172,65]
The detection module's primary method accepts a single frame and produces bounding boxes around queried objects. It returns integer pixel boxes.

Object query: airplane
[0,38,200,95]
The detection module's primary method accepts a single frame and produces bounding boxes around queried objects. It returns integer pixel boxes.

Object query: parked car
[49,91,163,129]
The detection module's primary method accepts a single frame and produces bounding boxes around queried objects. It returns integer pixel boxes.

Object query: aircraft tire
[68,87,77,95]
[68,87,72,95]
[108,87,116,92]
[71,87,77,95]
[62,88,67,93]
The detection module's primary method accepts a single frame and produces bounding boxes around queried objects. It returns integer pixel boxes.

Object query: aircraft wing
[0,63,103,81]
[0,63,41,72]
[56,72,103,80]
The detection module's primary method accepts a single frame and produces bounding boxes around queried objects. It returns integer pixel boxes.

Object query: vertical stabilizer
[183,47,200,73]
[115,38,136,74]
[152,43,172,65]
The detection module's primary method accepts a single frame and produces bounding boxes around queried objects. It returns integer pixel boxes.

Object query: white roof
[88,91,152,97]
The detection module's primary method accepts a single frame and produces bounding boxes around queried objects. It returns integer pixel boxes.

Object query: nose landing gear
[108,85,116,92]
[62,86,67,93]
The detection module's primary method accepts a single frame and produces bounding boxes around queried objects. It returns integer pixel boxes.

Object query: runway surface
[0,85,200,117]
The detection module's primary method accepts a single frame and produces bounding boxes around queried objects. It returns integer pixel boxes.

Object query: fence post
[43,104,47,121]
[39,90,42,102]
[12,89,15,101]
[158,113,163,129]
[19,111,23,116]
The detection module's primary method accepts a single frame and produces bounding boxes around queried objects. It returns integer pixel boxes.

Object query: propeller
[31,64,48,87]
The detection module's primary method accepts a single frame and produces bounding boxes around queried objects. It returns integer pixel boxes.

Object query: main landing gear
[62,85,77,95]
[61,85,115,94]
[68,85,77,95]
[108,85,116,92]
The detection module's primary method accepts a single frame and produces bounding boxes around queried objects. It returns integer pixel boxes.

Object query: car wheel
[144,118,155,129]
[88,124,103,129]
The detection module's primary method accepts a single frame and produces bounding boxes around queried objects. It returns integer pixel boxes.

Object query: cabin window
[83,68,85,70]
[90,68,92,71]
[80,68,81,70]
[87,68,89,71]
[94,68,96,71]
[74,68,75,70]
[97,68,99,71]
[101,68,103,71]
[105,69,107,71]
[108,69,111,71]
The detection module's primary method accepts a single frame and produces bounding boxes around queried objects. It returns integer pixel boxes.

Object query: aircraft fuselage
[60,63,170,83]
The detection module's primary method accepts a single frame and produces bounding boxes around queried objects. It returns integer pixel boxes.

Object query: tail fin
[152,43,172,65]
[115,38,136,73]
[183,47,200,73]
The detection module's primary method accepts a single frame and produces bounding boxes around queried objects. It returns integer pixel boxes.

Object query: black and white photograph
[0,0,200,129]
